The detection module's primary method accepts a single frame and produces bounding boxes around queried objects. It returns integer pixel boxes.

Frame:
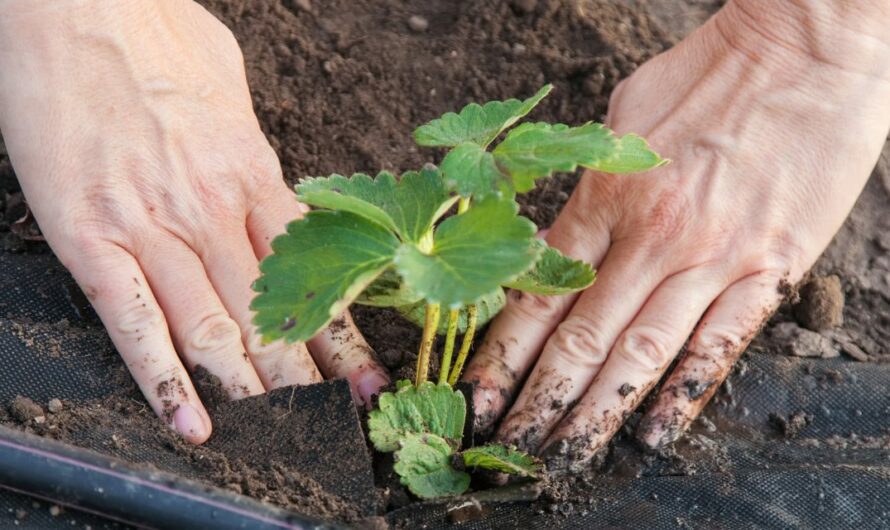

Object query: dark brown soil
[1,0,890,527]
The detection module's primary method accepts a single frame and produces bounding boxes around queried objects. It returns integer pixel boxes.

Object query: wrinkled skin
[0,0,389,443]
[464,0,890,471]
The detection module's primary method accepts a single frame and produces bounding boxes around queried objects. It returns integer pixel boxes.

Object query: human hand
[0,0,389,443]
[464,0,890,471]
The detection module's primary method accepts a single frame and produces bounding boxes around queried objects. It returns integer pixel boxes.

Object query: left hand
[462,0,890,471]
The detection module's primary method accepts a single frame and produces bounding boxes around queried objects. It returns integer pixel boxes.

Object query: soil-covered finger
[493,243,661,452]
[63,243,212,443]
[308,313,389,408]
[462,204,613,435]
[200,230,323,390]
[539,268,724,472]
[636,270,788,450]
[139,236,266,400]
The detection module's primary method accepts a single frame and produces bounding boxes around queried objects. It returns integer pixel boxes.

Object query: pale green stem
[438,308,461,384]
[448,304,478,385]
[415,303,441,387]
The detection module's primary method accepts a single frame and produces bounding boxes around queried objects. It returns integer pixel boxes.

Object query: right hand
[0,0,390,443]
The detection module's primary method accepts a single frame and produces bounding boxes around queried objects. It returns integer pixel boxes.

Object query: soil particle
[793,275,845,331]
[769,410,812,439]
[47,398,64,413]
[407,15,429,32]
[618,383,635,397]
[9,395,44,422]
[769,322,839,358]
[683,379,714,400]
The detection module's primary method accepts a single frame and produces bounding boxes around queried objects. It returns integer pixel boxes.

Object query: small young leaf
[439,142,511,199]
[296,173,400,234]
[395,432,471,498]
[368,381,466,452]
[251,211,399,343]
[594,133,668,174]
[414,84,552,148]
[493,122,619,193]
[461,444,542,478]
[296,168,458,243]
[395,288,506,335]
[503,240,596,295]
[394,196,540,307]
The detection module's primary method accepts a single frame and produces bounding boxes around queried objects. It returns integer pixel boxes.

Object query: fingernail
[472,386,505,435]
[173,404,209,443]
[355,371,389,409]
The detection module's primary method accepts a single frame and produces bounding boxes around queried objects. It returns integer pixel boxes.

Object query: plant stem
[415,303,441,387]
[448,303,478,385]
[438,308,461,384]
[431,198,471,386]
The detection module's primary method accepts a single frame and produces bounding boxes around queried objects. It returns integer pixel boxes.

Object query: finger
[636,270,787,450]
[63,243,211,443]
[139,236,265,400]
[462,184,615,434]
[538,267,726,471]
[247,187,389,405]
[201,226,323,390]
[492,242,667,454]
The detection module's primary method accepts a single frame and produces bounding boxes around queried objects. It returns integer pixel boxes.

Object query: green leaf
[493,122,618,193]
[461,444,542,478]
[595,133,667,173]
[354,268,422,308]
[396,288,506,335]
[395,432,470,498]
[440,142,513,199]
[414,84,552,148]
[394,196,540,307]
[251,211,399,343]
[368,381,466,452]
[296,168,457,243]
[504,240,596,295]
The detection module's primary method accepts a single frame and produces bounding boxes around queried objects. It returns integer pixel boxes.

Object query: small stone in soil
[771,322,839,358]
[510,0,538,15]
[48,505,62,517]
[793,275,844,331]
[9,396,44,422]
[447,498,485,524]
[47,398,63,413]
[407,15,429,32]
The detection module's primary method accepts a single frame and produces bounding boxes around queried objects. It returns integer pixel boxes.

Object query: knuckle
[507,289,566,324]
[185,312,244,359]
[114,295,165,340]
[692,323,745,359]
[547,316,609,369]
[617,326,673,372]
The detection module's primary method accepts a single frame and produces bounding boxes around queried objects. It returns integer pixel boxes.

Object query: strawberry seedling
[251,85,665,498]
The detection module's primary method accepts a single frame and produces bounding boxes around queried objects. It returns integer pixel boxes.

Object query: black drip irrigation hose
[0,425,338,530]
